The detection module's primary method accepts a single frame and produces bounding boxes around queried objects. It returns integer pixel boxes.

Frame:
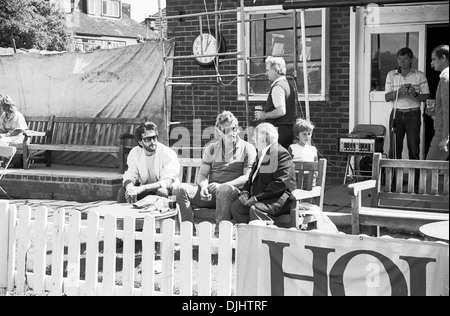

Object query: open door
[363,25,426,157]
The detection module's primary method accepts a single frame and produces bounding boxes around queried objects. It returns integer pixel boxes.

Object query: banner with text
[236,225,449,296]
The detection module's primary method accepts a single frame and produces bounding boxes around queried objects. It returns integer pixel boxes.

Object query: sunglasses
[142,135,157,143]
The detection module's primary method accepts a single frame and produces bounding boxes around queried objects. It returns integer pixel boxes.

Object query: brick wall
[166,0,350,184]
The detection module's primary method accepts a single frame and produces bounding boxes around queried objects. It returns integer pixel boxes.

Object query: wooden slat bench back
[349,153,449,235]
[23,117,145,173]
[371,153,449,210]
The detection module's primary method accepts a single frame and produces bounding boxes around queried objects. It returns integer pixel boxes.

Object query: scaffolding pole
[300,9,311,121]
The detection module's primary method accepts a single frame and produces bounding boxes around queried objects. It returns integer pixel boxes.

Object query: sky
[125,0,166,23]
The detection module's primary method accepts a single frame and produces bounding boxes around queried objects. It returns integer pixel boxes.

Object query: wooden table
[90,203,179,231]
[419,221,449,242]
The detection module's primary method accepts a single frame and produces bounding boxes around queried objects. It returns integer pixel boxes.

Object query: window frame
[237,5,330,102]
[87,0,121,18]
[102,0,121,18]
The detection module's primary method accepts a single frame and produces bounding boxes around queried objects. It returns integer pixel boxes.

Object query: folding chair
[0,146,17,199]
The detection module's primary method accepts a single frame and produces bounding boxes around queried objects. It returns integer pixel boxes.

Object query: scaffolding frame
[157,0,312,142]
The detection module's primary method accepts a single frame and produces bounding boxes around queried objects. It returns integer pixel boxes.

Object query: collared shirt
[252,142,276,182]
[203,136,257,185]
[270,76,287,109]
[385,68,430,109]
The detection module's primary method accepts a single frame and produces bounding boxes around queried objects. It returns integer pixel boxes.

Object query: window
[87,0,101,15]
[88,0,120,18]
[238,5,329,101]
[103,0,121,18]
[370,32,419,91]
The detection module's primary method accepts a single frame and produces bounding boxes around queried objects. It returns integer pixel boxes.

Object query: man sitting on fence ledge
[117,121,180,203]
[231,123,296,225]
[173,111,257,235]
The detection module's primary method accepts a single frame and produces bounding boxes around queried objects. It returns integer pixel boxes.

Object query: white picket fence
[0,201,236,296]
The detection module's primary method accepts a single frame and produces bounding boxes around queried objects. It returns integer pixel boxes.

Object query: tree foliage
[0,0,72,51]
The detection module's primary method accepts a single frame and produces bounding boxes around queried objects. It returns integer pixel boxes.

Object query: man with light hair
[231,123,296,224]
[254,56,297,149]
[173,111,257,235]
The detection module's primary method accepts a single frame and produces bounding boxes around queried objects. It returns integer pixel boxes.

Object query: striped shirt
[385,68,430,110]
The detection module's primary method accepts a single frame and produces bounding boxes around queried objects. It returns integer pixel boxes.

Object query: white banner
[236,225,449,296]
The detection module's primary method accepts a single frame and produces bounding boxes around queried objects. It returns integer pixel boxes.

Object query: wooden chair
[274,159,327,228]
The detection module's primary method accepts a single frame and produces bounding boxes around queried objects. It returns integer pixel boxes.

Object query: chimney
[145,17,156,30]
[122,3,131,19]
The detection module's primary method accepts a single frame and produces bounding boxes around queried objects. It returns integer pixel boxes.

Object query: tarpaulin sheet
[236,225,449,296]
[0,41,174,167]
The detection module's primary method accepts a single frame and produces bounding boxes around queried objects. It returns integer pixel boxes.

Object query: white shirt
[289,143,318,162]
[385,68,430,110]
[270,76,287,109]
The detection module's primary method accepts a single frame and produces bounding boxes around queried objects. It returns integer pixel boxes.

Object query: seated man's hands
[239,191,249,205]
[244,196,258,207]
[125,184,146,204]
[200,186,212,201]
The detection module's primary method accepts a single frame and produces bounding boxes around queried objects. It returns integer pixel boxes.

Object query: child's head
[293,119,315,145]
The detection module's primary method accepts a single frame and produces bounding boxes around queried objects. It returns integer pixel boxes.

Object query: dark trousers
[276,125,294,150]
[389,109,421,160]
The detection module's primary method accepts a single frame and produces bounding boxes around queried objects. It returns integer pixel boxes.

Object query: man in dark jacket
[231,123,296,224]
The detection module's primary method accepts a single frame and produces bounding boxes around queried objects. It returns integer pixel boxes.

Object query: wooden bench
[177,157,342,228]
[22,117,145,173]
[348,152,449,235]
[8,115,55,168]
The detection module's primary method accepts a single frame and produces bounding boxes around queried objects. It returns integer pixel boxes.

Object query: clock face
[192,33,219,66]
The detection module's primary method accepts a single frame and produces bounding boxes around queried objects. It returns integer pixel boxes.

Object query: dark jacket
[242,143,296,202]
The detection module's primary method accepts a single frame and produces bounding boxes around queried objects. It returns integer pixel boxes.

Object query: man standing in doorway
[385,47,430,159]
[426,44,449,160]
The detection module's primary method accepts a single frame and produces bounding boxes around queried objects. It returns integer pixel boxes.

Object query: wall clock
[191,31,226,67]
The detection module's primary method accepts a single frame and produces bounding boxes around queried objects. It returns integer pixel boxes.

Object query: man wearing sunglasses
[118,121,180,203]
[173,111,257,235]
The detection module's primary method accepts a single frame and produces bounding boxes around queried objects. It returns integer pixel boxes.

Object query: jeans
[389,109,421,160]
[172,183,240,225]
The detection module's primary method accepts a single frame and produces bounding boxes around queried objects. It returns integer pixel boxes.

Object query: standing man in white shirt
[254,56,297,150]
[385,47,430,159]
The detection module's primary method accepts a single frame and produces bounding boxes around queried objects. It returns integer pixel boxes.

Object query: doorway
[424,24,449,159]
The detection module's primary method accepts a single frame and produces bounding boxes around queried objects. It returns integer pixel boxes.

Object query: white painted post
[217,221,233,296]
[103,214,117,296]
[141,216,156,296]
[122,215,136,296]
[198,222,212,296]
[16,206,31,294]
[6,204,17,293]
[84,212,100,296]
[0,201,10,296]
[161,219,175,296]
[66,210,82,296]
[50,209,65,296]
[179,221,193,296]
[34,206,49,295]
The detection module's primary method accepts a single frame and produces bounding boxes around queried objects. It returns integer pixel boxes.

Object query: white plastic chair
[0,145,17,199]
